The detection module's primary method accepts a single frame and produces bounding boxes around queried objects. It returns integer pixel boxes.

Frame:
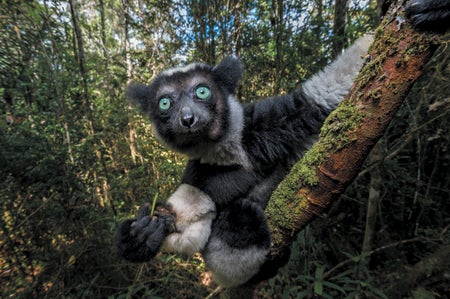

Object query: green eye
[159,97,171,111]
[195,86,211,100]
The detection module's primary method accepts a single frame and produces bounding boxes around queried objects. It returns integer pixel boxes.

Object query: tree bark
[68,0,90,110]
[272,0,285,94]
[357,142,383,297]
[332,0,348,58]
[122,0,132,81]
[361,142,383,257]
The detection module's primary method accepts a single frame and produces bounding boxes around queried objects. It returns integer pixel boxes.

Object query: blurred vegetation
[0,0,448,298]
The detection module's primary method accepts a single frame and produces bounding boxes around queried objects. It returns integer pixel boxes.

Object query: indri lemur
[116,0,450,288]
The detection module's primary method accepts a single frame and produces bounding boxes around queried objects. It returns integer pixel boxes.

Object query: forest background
[1,0,449,298]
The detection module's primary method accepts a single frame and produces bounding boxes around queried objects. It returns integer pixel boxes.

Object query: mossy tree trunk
[221,4,441,299]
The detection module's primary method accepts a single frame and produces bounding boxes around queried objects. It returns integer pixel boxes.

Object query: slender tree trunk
[122,0,141,165]
[231,1,244,56]
[99,0,109,66]
[68,0,90,112]
[208,2,216,63]
[361,142,383,254]
[357,142,383,297]
[332,0,348,58]
[123,0,132,81]
[191,0,215,62]
[272,0,284,94]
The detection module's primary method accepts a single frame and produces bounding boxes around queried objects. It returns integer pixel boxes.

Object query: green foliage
[1,0,448,298]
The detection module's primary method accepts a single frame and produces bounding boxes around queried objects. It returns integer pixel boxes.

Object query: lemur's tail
[302,34,374,111]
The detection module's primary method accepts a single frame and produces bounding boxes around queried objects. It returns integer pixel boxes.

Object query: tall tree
[68,0,90,111]
[332,0,348,57]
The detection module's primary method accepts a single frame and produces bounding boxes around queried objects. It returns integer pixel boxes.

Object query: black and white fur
[116,2,449,288]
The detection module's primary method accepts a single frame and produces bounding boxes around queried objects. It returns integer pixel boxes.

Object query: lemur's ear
[212,55,244,93]
[126,83,151,112]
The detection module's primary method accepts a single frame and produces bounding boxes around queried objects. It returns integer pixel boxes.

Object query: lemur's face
[149,67,228,150]
[127,57,243,152]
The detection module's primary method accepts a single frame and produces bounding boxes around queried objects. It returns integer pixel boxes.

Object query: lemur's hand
[405,0,450,31]
[115,202,175,262]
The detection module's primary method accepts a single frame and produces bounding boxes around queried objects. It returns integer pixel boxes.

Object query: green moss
[267,165,303,215]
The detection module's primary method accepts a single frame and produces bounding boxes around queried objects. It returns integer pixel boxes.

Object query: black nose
[180,107,197,128]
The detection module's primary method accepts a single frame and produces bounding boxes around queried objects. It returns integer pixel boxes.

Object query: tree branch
[385,244,450,298]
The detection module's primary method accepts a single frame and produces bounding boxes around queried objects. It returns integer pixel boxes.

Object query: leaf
[322,281,347,294]
[315,265,325,279]
[150,192,159,216]
[330,269,355,280]
[368,286,389,299]
[67,255,76,267]
[314,280,323,295]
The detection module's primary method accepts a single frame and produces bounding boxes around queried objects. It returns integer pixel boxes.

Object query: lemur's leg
[202,198,271,288]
